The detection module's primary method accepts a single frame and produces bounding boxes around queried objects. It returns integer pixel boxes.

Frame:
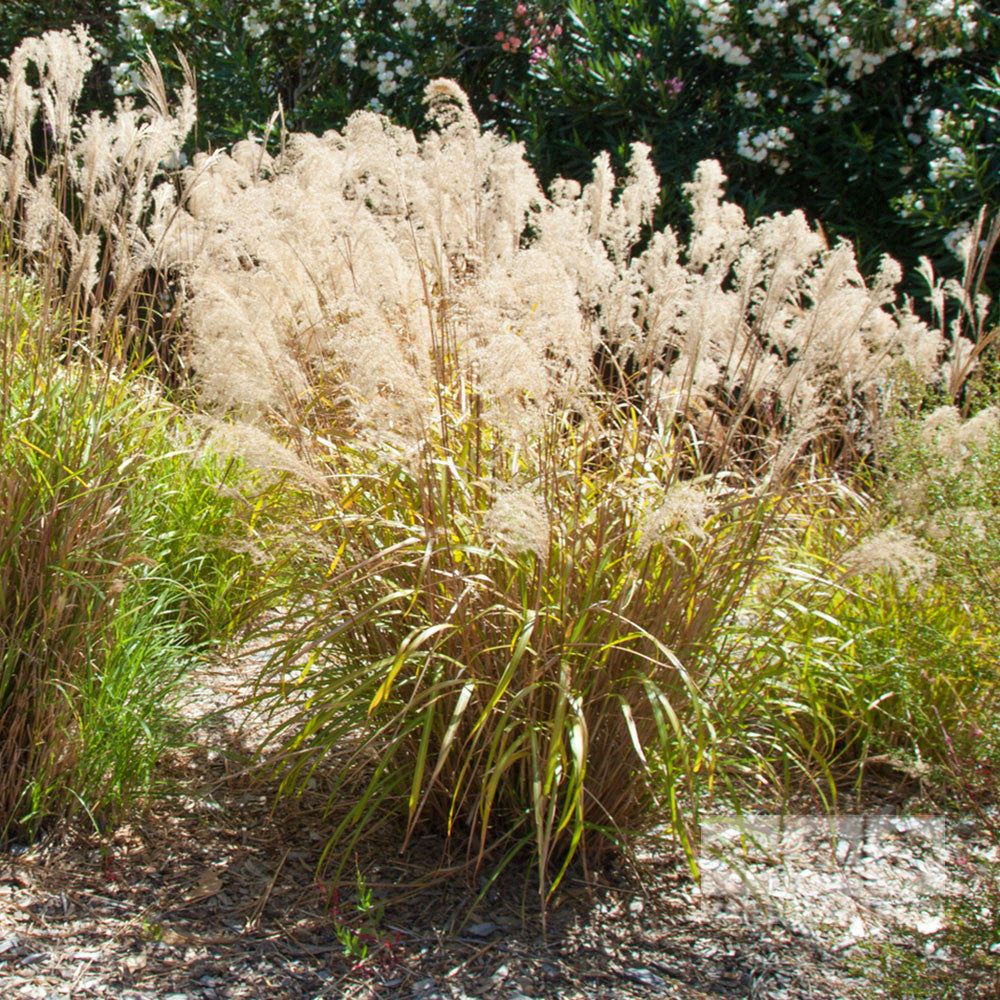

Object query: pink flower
[664,76,684,94]
[515,3,527,16]
[495,30,506,41]
[530,45,548,63]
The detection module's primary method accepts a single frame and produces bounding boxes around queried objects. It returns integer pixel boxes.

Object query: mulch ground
[0,653,882,1000]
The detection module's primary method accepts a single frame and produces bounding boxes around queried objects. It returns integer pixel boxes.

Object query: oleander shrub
[5,1,996,293]
[1,1,543,143]
[518,0,1000,276]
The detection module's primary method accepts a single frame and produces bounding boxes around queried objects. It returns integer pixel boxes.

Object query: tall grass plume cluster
[0,26,997,910]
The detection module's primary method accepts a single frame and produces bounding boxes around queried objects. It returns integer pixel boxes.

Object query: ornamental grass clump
[738,365,1000,789]
[754,559,997,786]
[0,25,196,369]
[161,81,967,475]
[152,79,967,899]
[0,260,270,838]
[255,374,803,905]
[2,29,965,468]
[0,30,270,839]
[0,273,153,832]
[0,272,140,830]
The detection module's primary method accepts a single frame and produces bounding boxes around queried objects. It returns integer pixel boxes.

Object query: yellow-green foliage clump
[0,31,267,839]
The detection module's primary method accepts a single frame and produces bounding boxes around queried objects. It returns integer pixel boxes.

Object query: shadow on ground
[0,670,862,1000]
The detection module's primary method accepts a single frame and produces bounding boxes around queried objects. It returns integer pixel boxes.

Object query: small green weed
[324,860,386,963]
[141,918,164,943]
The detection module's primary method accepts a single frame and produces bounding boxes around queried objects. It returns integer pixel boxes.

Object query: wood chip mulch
[0,654,877,1000]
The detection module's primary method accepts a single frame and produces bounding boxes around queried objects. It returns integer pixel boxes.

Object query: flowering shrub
[3,0,997,291]
[518,0,1000,286]
[27,1,555,142]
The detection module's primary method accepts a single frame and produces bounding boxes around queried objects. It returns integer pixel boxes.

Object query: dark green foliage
[504,0,1000,283]
[3,1,997,292]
